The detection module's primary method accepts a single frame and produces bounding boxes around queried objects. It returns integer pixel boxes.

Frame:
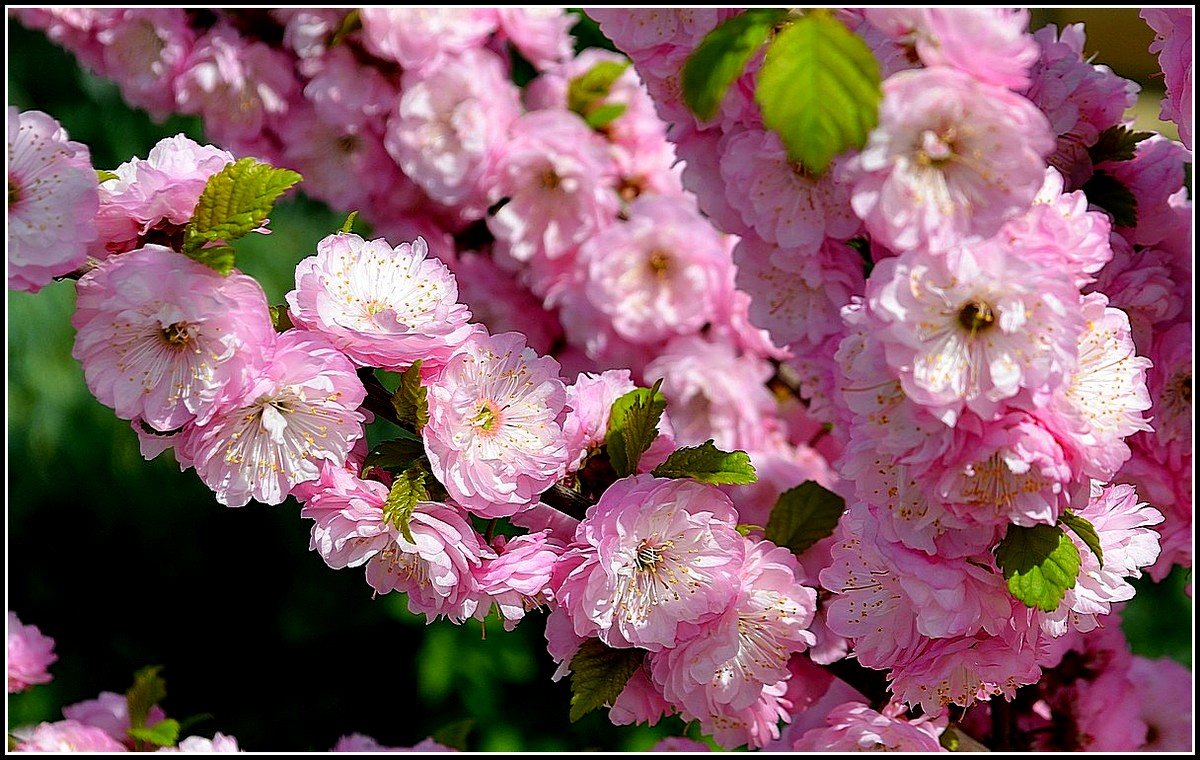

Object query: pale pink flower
[13,720,128,752]
[1117,438,1192,581]
[552,475,744,650]
[487,110,619,263]
[609,665,674,727]
[10,9,114,71]
[301,467,394,570]
[359,7,497,74]
[274,108,392,213]
[1129,656,1193,751]
[888,632,1041,716]
[159,733,241,752]
[1101,134,1190,247]
[333,734,455,752]
[274,9,347,59]
[385,48,520,212]
[1142,9,1193,148]
[792,701,945,751]
[423,331,569,518]
[183,330,366,507]
[301,45,395,131]
[472,530,563,630]
[561,369,636,472]
[7,107,98,292]
[62,691,166,746]
[7,612,56,693]
[287,234,473,372]
[867,244,1083,422]
[650,737,710,752]
[675,679,793,750]
[848,67,1054,254]
[1091,234,1186,349]
[72,245,273,432]
[496,8,574,70]
[448,253,563,356]
[586,9,727,57]
[96,10,194,120]
[1146,322,1191,466]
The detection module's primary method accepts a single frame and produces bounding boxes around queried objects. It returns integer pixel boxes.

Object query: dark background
[7,9,1191,752]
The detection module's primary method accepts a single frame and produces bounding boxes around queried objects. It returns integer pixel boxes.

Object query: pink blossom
[62,691,166,746]
[359,8,497,74]
[301,45,395,131]
[674,679,793,750]
[7,107,98,292]
[11,9,114,72]
[1146,322,1191,467]
[332,734,455,752]
[472,531,563,630]
[13,720,129,752]
[496,8,575,70]
[183,330,366,507]
[543,606,586,682]
[722,439,839,530]
[867,244,1083,422]
[487,110,619,263]
[7,612,56,693]
[650,737,710,752]
[561,369,636,472]
[888,632,1041,716]
[865,8,1038,89]
[1129,656,1193,751]
[609,665,674,727]
[1101,134,1189,247]
[95,10,194,120]
[286,234,473,372]
[587,9,727,58]
[385,48,520,212]
[449,254,563,356]
[1142,9,1193,148]
[1117,438,1192,581]
[423,331,569,517]
[848,67,1054,254]
[159,733,241,752]
[1091,233,1186,349]
[792,701,945,751]
[275,9,347,59]
[72,245,273,432]
[274,108,393,213]
[552,475,744,650]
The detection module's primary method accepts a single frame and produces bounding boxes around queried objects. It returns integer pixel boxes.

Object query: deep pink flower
[1129,656,1193,750]
[1142,9,1193,148]
[62,691,166,746]
[472,531,563,630]
[1101,134,1189,248]
[7,612,56,693]
[887,631,1041,716]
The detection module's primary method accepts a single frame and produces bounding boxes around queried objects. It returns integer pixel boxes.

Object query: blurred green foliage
[6,11,1192,752]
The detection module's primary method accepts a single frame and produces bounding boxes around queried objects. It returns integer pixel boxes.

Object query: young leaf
[181,157,301,270]
[567,59,630,117]
[765,480,845,556]
[651,439,757,485]
[1088,124,1154,164]
[184,244,236,276]
[125,665,168,730]
[754,11,881,175]
[128,719,181,747]
[390,360,429,432]
[994,523,1081,612]
[682,8,787,120]
[585,102,627,130]
[1082,170,1138,228]
[605,379,666,477]
[431,719,474,752]
[1060,512,1104,569]
[338,210,359,234]
[383,465,430,544]
[568,639,644,722]
[96,169,120,183]
[362,436,426,475]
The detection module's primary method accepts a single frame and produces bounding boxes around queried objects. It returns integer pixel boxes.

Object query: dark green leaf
[431,719,474,751]
[1061,512,1104,569]
[754,11,881,175]
[1088,124,1154,164]
[585,102,627,129]
[339,210,359,234]
[994,523,1081,612]
[125,665,167,730]
[383,465,430,544]
[765,480,845,556]
[605,379,666,477]
[568,639,644,722]
[1083,170,1138,228]
[390,360,429,433]
[96,169,120,183]
[651,439,757,485]
[682,8,787,120]
[362,436,426,476]
[128,719,180,747]
[268,304,293,332]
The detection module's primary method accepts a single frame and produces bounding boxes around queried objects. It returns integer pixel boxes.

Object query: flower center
[335,134,360,154]
[1164,371,1191,412]
[958,300,996,335]
[539,167,561,190]
[633,539,666,571]
[469,400,501,434]
[159,321,192,347]
[916,127,956,166]
[364,299,388,316]
[8,176,20,208]
[647,250,671,276]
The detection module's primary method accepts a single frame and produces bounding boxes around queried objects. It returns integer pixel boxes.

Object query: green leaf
[754,11,881,175]
[568,639,644,722]
[567,59,630,115]
[383,465,430,544]
[765,480,845,556]
[1088,124,1154,164]
[390,360,429,433]
[994,523,1081,613]
[939,723,989,752]
[362,436,426,476]
[1083,170,1138,228]
[585,102,627,130]
[682,8,787,120]
[651,439,757,485]
[339,210,359,234]
[329,9,361,47]
[125,665,168,730]
[128,719,180,748]
[268,304,293,332]
[735,523,765,536]
[96,169,120,183]
[431,719,474,751]
[605,379,666,477]
[181,157,302,271]
[1061,512,1104,569]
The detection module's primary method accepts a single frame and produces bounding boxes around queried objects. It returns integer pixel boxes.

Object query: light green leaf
[96,169,120,183]
[568,639,644,722]
[585,102,627,129]
[765,480,845,556]
[754,11,881,175]
[383,465,430,545]
[339,210,359,234]
[994,523,1081,612]
[567,60,630,115]
[939,723,989,752]
[390,360,429,433]
[605,379,666,477]
[651,439,757,485]
[1060,512,1104,569]
[128,719,180,748]
[184,244,236,276]
[682,8,787,120]
[125,665,167,730]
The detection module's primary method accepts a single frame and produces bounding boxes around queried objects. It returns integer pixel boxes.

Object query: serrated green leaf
[682,8,787,121]
[568,639,644,723]
[651,439,757,485]
[126,665,167,730]
[128,719,180,747]
[567,60,630,116]
[268,304,293,332]
[431,719,474,751]
[585,102,627,129]
[1088,124,1154,164]
[96,169,120,183]
[765,480,845,556]
[185,244,236,276]
[605,379,666,477]
[362,437,426,476]
[1083,170,1138,228]
[390,360,429,433]
[994,523,1081,613]
[181,157,301,270]
[1061,512,1104,569]
[383,465,429,545]
[754,11,881,175]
